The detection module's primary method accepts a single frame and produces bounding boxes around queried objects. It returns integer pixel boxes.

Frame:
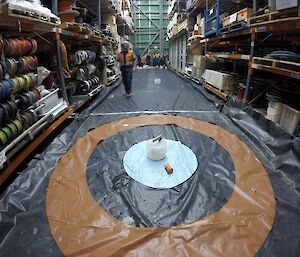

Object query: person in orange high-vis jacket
[117,42,136,96]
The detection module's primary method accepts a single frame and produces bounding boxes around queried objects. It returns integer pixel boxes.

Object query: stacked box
[202,69,236,93]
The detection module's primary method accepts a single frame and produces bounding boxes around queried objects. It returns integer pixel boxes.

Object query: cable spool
[0,130,8,147]
[3,39,12,56]
[0,106,6,128]
[1,60,7,75]
[92,76,100,86]
[20,111,36,128]
[16,76,27,92]
[11,39,20,56]
[16,94,31,110]
[6,58,18,76]
[16,92,36,109]
[27,91,37,105]
[88,51,96,63]
[1,127,13,143]
[22,74,32,90]
[75,50,96,65]
[18,39,27,56]
[29,39,38,54]
[76,66,90,81]
[20,113,31,129]
[27,56,38,70]
[82,80,91,91]
[12,118,24,135]
[3,38,38,57]
[11,78,20,94]
[7,100,18,119]
[59,0,80,23]
[3,102,13,122]
[0,80,14,99]
[0,100,18,123]
[0,85,3,99]
[17,57,28,74]
[0,104,9,124]
[6,122,18,138]
[27,73,37,88]
[15,95,27,110]
[75,50,85,65]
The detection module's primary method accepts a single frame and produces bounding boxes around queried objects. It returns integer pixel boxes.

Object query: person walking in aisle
[118,42,136,96]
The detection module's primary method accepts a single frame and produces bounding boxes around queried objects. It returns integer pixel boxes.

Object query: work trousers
[120,65,133,94]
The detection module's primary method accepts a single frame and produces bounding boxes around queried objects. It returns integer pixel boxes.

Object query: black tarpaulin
[0,68,299,257]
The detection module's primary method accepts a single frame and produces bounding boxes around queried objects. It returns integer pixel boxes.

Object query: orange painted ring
[46,115,276,257]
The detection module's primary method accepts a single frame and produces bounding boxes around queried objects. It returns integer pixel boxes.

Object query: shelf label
[230,13,237,23]
[241,55,249,60]
[0,152,7,167]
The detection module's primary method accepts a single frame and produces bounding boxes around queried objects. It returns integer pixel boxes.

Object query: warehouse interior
[0,0,300,256]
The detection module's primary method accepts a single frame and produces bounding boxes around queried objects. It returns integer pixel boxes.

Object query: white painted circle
[123,139,198,188]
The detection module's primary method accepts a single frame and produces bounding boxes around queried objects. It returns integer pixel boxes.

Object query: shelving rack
[168,0,300,102]
[244,16,300,100]
[0,0,132,186]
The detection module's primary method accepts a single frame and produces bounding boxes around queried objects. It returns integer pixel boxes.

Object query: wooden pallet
[61,22,92,35]
[105,36,117,44]
[92,30,104,39]
[220,21,248,34]
[203,81,229,101]
[0,3,60,25]
[249,7,300,26]
[253,57,300,73]
[188,35,204,44]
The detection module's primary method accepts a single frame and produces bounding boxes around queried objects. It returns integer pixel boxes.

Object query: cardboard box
[223,8,252,27]
[202,69,236,92]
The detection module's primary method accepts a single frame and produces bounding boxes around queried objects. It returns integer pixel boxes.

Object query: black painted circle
[86,125,236,228]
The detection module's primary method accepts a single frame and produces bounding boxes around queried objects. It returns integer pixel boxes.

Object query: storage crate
[202,69,236,92]
[276,0,299,11]
[279,104,300,134]
[223,8,252,27]
[207,4,218,19]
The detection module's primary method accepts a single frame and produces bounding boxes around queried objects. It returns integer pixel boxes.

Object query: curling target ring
[46,115,275,257]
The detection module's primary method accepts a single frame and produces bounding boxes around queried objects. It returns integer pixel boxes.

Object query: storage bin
[279,104,300,134]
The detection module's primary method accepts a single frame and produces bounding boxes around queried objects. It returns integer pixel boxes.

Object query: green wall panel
[131,0,169,55]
